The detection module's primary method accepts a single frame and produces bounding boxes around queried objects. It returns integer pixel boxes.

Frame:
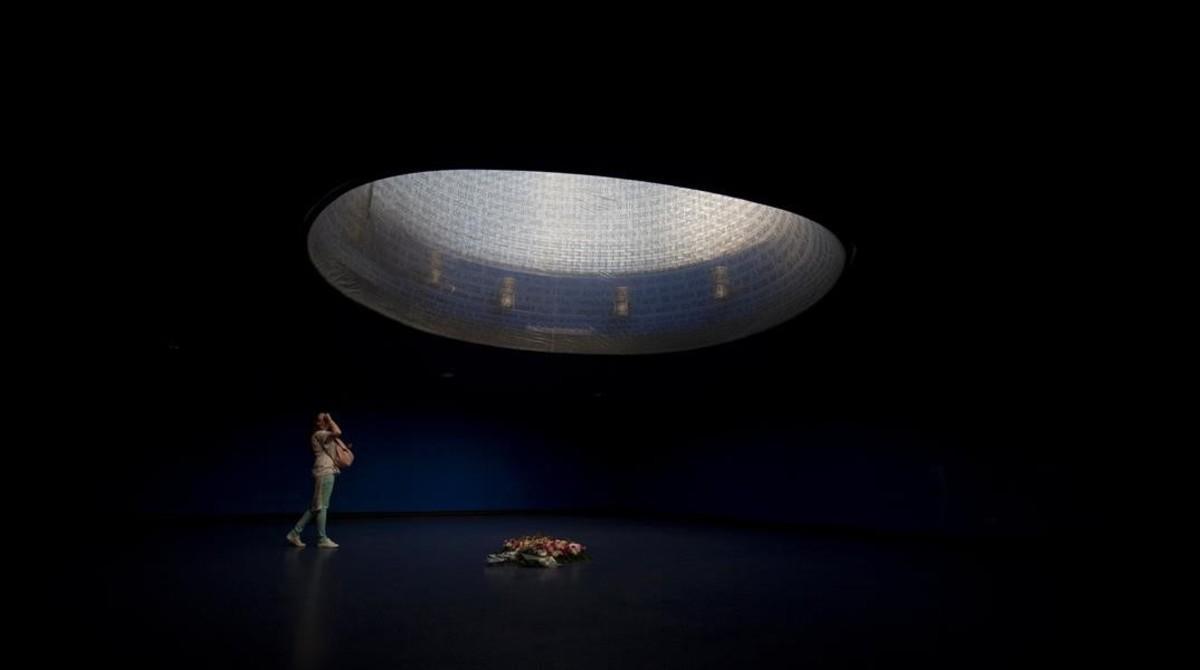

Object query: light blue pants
[292,474,335,540]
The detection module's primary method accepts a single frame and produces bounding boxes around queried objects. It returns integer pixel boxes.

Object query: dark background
[13,27,1172,668]
[49,55,1150,544]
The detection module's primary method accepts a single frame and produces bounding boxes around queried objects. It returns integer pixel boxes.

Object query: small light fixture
[430,251,443,286]
[713,265,729,300]
[499,277,516,310]
[613,286,630,317]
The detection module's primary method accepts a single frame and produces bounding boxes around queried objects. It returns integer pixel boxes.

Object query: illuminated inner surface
[308,170,846,354]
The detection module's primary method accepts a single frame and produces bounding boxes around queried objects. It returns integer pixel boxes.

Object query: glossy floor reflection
[84,515,1107,668]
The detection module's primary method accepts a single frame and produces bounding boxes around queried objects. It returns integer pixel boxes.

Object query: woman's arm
[325,413,343,438]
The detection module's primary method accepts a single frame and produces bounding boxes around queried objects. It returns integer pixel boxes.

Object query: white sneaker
[286,531,305,548]
[317,537,339,548]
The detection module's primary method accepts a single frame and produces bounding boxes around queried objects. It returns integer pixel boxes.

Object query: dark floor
[76,515,1117,668]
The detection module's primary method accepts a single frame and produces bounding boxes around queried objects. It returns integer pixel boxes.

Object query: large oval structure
[308,170,846,354]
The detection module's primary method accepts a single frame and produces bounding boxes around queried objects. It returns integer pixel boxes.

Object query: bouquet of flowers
[486,534,589,568]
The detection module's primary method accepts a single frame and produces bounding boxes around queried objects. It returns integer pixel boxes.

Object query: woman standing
[287,412,344,548]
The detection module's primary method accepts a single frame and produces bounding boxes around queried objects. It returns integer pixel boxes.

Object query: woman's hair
[313,414,325,431]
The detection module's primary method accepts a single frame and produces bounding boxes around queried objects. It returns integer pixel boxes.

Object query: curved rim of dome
[303,168,858,255]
